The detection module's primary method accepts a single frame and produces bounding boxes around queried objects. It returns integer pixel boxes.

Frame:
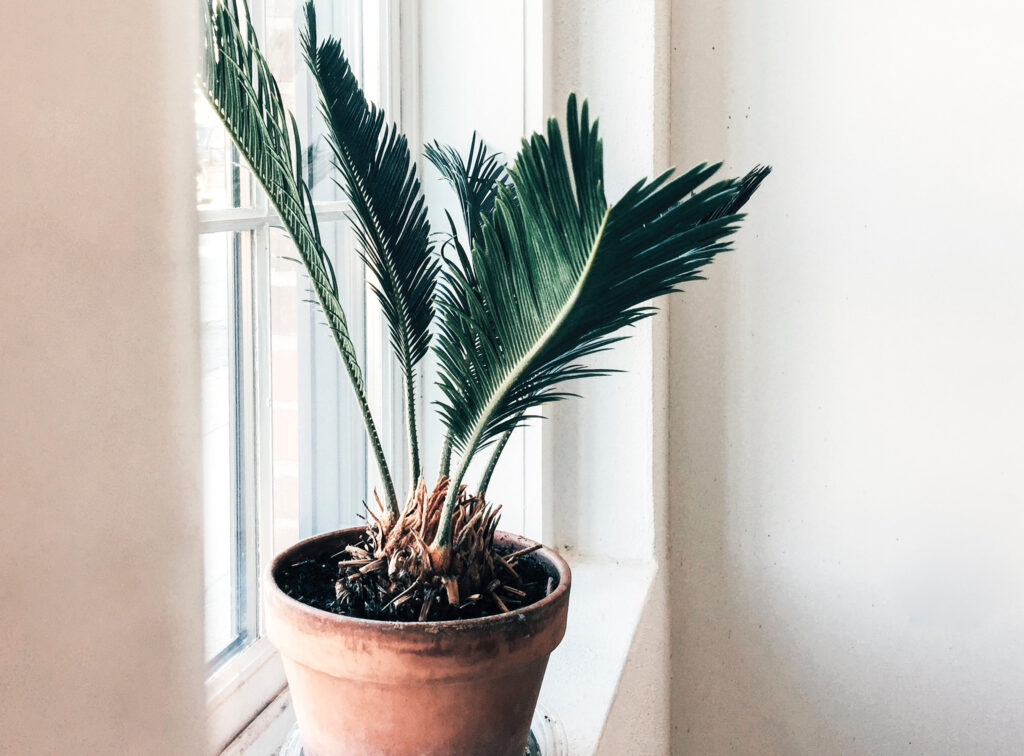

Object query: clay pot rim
[265,526,572,633]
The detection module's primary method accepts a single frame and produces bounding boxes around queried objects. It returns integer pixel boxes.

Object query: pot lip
[264,526,571,633]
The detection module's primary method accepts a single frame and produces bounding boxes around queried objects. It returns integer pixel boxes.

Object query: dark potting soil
[277,540,557,622]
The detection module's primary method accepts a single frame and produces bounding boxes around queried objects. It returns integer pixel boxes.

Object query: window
[196,1,392,750]
[197,1,545,750]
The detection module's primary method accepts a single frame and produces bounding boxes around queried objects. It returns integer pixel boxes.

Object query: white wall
[668,1,1024,753]
[413,0,540,535]
[547,3,676,753]
[546,0,671,560]
[0,2,205,754]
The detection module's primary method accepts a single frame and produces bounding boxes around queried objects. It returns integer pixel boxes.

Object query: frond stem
[478,427,513,494]
[347,359,399,516]
[438,433,453,479]
[407,367,421,484]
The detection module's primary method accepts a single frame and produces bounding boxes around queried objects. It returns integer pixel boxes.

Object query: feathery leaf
[432,94,769,544]
[426,136,513,479]
[425,134,511,246]
[302,1,437,482]
[200,0,399,514]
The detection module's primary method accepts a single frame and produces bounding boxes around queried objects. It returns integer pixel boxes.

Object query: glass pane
[200,231,241,663]
[265,0,335,198]
[265,0,298,115]
[270,230,302,553]
[195,96,256,211]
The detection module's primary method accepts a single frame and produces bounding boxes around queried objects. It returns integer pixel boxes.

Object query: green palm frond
[425,134,511,246]
[302,2,437,484]
[433,214,512,494]
[432,94,769,546]
[200,0,399,515]
[704,163,772,221]
[425,135,512,479]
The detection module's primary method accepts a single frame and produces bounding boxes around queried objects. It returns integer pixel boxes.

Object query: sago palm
[200,0,769,620]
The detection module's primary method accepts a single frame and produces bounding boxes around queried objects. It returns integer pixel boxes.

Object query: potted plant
[201,2,768,754]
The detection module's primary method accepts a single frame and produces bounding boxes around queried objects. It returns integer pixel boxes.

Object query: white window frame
[202,200,352,755]
[202,2,409,752]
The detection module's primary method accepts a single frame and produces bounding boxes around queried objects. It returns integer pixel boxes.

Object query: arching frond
[302,2,437,483]
[432,94,769,546]
[200,0,398,513]
[425,134,511,246]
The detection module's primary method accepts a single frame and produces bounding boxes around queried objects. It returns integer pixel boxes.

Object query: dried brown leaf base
[280,478,552,622]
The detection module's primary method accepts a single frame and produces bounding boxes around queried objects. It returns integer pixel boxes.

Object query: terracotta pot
[264,527,571,756]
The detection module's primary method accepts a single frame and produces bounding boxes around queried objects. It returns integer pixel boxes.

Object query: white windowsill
[208,638,287,754]
[221,688,295,756]
[539,553,658,756]
[223,553,655,756]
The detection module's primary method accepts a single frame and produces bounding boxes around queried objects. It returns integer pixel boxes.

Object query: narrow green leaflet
[425,134,512,247]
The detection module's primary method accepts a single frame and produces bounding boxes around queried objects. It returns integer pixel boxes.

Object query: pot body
[264,528,571,756]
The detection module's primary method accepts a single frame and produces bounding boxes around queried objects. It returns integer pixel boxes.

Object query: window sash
[202,214,376,750]
[202,1,382,750]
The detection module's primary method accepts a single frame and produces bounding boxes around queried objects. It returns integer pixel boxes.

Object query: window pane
[195,92,256,210]
[271,231,301,553]
[200,231,242,663]
[265,0,298,114]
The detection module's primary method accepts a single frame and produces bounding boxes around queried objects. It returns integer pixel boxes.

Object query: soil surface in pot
[277,538,557,622]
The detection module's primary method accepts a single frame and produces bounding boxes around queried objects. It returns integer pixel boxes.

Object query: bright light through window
[195,0,368,669]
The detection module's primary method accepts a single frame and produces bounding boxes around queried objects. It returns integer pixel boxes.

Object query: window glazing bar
[198,200,350,233]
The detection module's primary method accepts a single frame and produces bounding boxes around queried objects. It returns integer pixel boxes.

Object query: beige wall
[0,2,205,754]
[668,1,1024,752]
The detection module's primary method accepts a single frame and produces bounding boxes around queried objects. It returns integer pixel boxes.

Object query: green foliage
[425,134,512,247]
[432,96,769,544]
[201,1,769,547]
[425,134,514,480]
[200,0,398,514]
[302,2,437,481]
